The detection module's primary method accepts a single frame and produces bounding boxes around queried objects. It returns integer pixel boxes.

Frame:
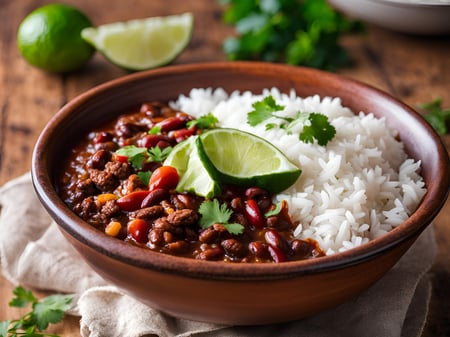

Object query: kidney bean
[156,116,187,132]
[196,247,224,261]
[264,229,291,254]
[137,134,171,148]
[199,227,218,243]
[221,238,246,258]
[141,188,170,208]
[88,149,112,170]
[148,228,165,245]
[166,240,189,254]
[117,190,151,211]
[127,219,150,244]
[170,127,197,143]
[248,241,269,259]
[244,199,265,229]
[267,245,287,263]
[140,101,164,117]
[245,187,269,200]
[230,197,243,211]
[93,131,113,143]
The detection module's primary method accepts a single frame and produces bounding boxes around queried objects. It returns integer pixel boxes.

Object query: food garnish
[198,199,245,235]
[186,112,219,129]
[0,286,72,337]
[419,97,450,135]
[247,95,336,146]
[220,0,363,70]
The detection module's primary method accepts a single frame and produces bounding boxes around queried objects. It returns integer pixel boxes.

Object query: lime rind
[197,128,301,194]
[81,12,193,71]
[164,136,221,198]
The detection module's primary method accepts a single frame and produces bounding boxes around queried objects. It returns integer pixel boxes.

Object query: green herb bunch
[0,286,72,337]
[220,0,363,71]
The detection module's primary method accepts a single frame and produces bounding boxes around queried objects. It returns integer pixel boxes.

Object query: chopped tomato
[149,166,179,191]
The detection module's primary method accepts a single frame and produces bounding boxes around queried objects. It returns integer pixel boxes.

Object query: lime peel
[81,12,194,71]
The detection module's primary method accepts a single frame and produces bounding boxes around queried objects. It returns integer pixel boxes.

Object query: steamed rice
[172,88,427,255]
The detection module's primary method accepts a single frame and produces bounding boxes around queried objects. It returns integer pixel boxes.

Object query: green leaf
[300,112,336,146]
[419,97,450,135]
[186,112,219,129]
[32,294,73,331]
[147,146,172,162]
[265,201,283,217]
[148,125,162,134]
[9,286,37,308]
[198,200,245,235]
[115,146,147,169]
[247,95,285,126]
[137,171,152,185]
[0,320,11,337]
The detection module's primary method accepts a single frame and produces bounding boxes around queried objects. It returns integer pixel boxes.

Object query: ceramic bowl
[329,0,450,35]
[31,62,449,325]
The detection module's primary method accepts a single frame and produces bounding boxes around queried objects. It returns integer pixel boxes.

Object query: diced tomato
[149,166,179,191]
[127,219,150,243]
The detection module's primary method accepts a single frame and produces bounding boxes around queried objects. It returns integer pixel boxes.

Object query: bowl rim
[31,61,450,280]
[371,0,450,8]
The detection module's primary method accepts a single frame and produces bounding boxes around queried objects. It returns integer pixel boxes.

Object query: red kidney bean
[127,219,150,244]
[196,247,224,261]
[137,134,171,148]
[245,187,269,200]
[117,190,151,211]
[93,131,113,143]
[169,127,197,143]
[264,229,291,254]
[248,241,269,259]
[244,199,265,229]
[267,245,287,263]
[141,188,170,208]
[156,116,187,132]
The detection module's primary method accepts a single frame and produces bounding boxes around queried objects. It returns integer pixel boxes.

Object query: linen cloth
[0,173,436,337]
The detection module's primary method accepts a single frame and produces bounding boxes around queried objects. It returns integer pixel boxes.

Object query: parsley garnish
[221,0,363,71]
[419,97,450,136]
[198,199,245,235]
[247,95,336,146]
[0,286,72,337]
[148,125,162,134]
[264,201,283,217]
[115,145,172,170]
[186,112,219,129]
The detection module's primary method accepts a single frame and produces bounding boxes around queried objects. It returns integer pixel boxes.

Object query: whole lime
[17,3,95,73]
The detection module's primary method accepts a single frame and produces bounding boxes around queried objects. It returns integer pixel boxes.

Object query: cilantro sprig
[419,97,450,136]
[247,95,336,146]
[221,0,363,71]
[0,286,72,337]
[198,199,244,235]
[115,145,172,170]
[186,112,219,129]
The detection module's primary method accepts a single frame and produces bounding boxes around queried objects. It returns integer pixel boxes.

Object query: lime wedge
[164,136,221,198]
[197,128,301,194]
[81,13,193,71]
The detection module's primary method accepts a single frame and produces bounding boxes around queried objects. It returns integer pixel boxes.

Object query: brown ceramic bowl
[31,62,449,325]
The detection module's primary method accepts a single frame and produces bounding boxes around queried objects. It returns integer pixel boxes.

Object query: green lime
[17,3,94,73]
[164,136,221,198]
[81,13,194,71]
[197,128,301,194]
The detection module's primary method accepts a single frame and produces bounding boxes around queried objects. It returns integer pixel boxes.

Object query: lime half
[81,13,193,71]
[164,136,221,198]
[197,128,301,194]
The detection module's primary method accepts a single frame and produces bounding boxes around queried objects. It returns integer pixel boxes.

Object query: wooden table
[1,1,449,336]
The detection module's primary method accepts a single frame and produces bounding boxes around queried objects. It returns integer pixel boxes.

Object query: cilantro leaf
[198,199,244,235]
[419,97,450,135]
[264,201,283,217]
[148,146,172,162]
[247,95,285,126]
[186,112,219,129]
[115,146,147,169]
[32,295,73,330]
[148,125,162,134]
[300,112,336,146]
[9,286,37,308]
[2,286,73,337]
[247,95,336,146]
[221,0,363,71]
[137,171,152,186]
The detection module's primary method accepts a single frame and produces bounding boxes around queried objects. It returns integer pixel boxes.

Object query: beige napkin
[0,173,436,337]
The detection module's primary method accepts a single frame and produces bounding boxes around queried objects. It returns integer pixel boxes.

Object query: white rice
[171,88,427,255]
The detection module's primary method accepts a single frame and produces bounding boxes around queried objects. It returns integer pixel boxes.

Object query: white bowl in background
[329,0,450,35]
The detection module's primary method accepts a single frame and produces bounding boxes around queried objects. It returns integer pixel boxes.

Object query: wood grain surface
[0,1,449,336]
